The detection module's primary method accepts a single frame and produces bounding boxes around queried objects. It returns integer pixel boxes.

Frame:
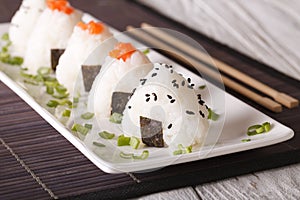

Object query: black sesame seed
[152,73,157,77]
[152,93,158,101]
[167,95,172,99]
[186,110,195,115]
[170,69,174,73]
[181,80,185,86]
[170,99,175,103]
[199,110,205,118]
[172,80,176,83]
[145,94,150,97]
[128,106,132,109]
[187,78,191,83]
[205,105,209,110]
[155,68,159,70]
[146,98,150,102]
[199,100,205,106]
[191,83,195,87]
[167,124,173,129]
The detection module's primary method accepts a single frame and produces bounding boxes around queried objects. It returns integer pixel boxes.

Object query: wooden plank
[137,187,200,200]
[195,163,300,199]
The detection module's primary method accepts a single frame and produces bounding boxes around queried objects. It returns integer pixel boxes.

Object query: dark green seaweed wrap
[111,92,132,115]
[51,49,65,71]
[81,65,102,92]
[140,116,164,147]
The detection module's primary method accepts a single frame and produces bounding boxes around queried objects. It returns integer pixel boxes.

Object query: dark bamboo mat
[1,0,300,199]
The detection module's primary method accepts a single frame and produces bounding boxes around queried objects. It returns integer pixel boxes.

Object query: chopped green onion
[117,134,131,146]
[0,54,23,65]
[133,150,149,160]
[60,99,72,107]
[198,85,206,90]
[23,79,39,86]
[263,122,271,132]
[120,150,149,160]
[71,124,89,135]
[109,112,123,124]
[2,46,8,53]
[73,97,79,103]
[99,131,115,139]
[37,67,51,76]
[46,100,59,108]
[81,112,94,120]
[34,74,44,82]
[247,122,271,136]
[43,76,57,82]
[62,109,71,117]
[55,85,67,94]
[1,33,9,41]
[84,124,93,129]
[93,141,106,147]
[241,139,251,142]
[173,144,193,155]
[173,150,183,155]
[46,85,54,94]
[52,92,69,99]
[208,108,219,121]
[142,48,150,54]
[129,137,140,149]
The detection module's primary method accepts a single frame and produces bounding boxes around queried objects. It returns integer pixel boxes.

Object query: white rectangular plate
[0,20,294,174]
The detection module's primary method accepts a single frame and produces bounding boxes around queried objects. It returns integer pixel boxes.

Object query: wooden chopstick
[141,23,299,109]
[126,25,282,113]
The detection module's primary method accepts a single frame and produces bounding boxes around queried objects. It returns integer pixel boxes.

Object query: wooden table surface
[1,0,300,199]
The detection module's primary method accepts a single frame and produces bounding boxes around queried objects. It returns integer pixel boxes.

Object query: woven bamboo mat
[1,0,300,199]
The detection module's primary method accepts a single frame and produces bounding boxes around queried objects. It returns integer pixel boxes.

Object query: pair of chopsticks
[126,23,299,113]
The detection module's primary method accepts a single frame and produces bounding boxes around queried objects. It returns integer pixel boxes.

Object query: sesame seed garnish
[128,106,132,109]
[199,110,205,118]
[167,124,173,129]
[172,80,176,83]
[187,78,191,83]
[167,95,172,99]
[152,93,158,101]
[170,99,175,103]
[146,98,150,102]
[152,73,157,77]
[186,110,195,115]
[145,94,150,97]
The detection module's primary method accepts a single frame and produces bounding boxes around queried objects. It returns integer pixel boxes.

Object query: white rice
[56,24,114,96]
[88,50,152,120]
[122,63,209,147]
[9,0,46,56]
[22,7,82,74]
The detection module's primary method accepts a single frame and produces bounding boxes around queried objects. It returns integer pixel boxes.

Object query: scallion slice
[37,67,51,76]
[62,109,71,117]
[142,48,150,54]
[46,100,59,108]
[99,131,115,139]
[208,108,219,121]
[173,144,193,155]
[93,141,106,147]
[120,150,149,160]
[241,139,251,142]
[1,33,9,41]
[84,124,93,129]
[81,112,94,120]
[117,134,131,146]
[247,122,271,136]
[198,85,206,90]
[52,92,69,99]
[109,112,123,124]
[129,137,140,149]
[71,124,89,135]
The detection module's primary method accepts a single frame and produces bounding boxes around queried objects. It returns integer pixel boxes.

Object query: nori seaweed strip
[81,65,102,92]
[140,116,164,147]
[51,49,65,71]
[111,92,132,115]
